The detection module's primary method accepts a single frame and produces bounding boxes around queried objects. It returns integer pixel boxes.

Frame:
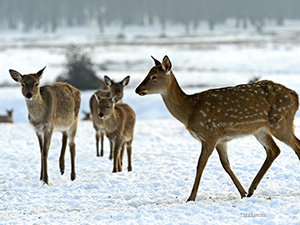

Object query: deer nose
[99,113,104,118]
[26,92,32,99]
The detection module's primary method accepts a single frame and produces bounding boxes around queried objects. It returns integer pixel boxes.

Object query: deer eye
[34,83,38,87]
[151,75,157,81]
[21,83,25,87]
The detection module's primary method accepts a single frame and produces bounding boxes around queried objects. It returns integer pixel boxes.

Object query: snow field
[0,112,300,224]
[1,25,300,224]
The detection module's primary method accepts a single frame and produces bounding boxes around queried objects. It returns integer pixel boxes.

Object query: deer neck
[25,93,47,123]
[161,72,193,127]
[103,109,119,133]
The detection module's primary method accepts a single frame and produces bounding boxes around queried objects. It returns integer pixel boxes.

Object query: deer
[0,109,13,123]
[135,55,300,202]
[93,95,135,173]
[90,75,130,158]
[9,67,81,185]
[82,110,91,121]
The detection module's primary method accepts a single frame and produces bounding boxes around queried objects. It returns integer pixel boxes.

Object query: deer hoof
[71,173,76,181]
[247,193,253,197]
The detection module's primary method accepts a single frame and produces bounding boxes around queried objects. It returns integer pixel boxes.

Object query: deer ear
[104,75,113,86]
[37,66,46,78]
[162,55,172,73]
[121,76,130,86]
[93,93,100,103]
[151,56,161,66]
[9,69,23,82]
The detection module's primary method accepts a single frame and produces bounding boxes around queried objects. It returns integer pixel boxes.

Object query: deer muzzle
[135,87,148,96]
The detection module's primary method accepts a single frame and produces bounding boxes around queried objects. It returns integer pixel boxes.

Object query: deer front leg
[187,140,215,202]
[96,132,100,157]
[36,133,43,181]
[100,132,104,157]
[96,131,104,157]
[41,130,52,185]
[59,132,68,175]
[109,138,113,160]
[120,143,125,169]
[112,139,123,173]
[126,140,133,172]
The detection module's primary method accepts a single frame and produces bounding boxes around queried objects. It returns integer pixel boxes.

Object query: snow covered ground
[1,24,300,224]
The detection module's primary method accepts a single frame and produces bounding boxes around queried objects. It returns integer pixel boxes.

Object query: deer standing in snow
[9,67,81,185]
[82,111,91,121]
[90,75,130,158]
[135,55,300,201]
[93,95,135,172]
[0,109,13,123]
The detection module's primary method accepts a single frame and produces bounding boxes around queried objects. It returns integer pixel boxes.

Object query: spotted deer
[9,67,81,185]
[90,75,130,158]
[94,96,135,172]
[0,109,13,123]
[135,55,300,201]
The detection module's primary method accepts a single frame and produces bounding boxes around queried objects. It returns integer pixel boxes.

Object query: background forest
[1,0,300,33]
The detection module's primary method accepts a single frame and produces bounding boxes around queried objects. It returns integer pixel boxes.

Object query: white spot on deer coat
[200,110,207,117]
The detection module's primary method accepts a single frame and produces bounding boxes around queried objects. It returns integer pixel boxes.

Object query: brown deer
[82,110,91,121]
[135,55,300,201]
[94,96,135,172]
[90,75,130,158]
[9,67,81,185]
[0,109,13,123]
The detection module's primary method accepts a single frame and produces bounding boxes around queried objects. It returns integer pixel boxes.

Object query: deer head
[9,67,46,100]
[104,75,130,102]
[94,95,115,120]
[135,56,172,96]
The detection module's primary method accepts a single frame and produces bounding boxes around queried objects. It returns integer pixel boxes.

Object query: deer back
[115,103,136,140]
[187,80,298,140]
[0,110,13,123]
[45,82,81,128]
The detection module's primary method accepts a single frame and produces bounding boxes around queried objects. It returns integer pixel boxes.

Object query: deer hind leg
[187,140,216,202]
[291,135,300,160]
[59,132,68,175]
[216,142,247,198]
[275,133,300,161]
[271,120,300,161]
[248,130,281,197]
[68,128,77,181]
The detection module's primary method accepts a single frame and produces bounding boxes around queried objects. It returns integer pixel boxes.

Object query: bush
[56,45,103,90]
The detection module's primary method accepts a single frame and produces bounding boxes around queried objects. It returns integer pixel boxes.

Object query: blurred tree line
[0,0,299,33]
